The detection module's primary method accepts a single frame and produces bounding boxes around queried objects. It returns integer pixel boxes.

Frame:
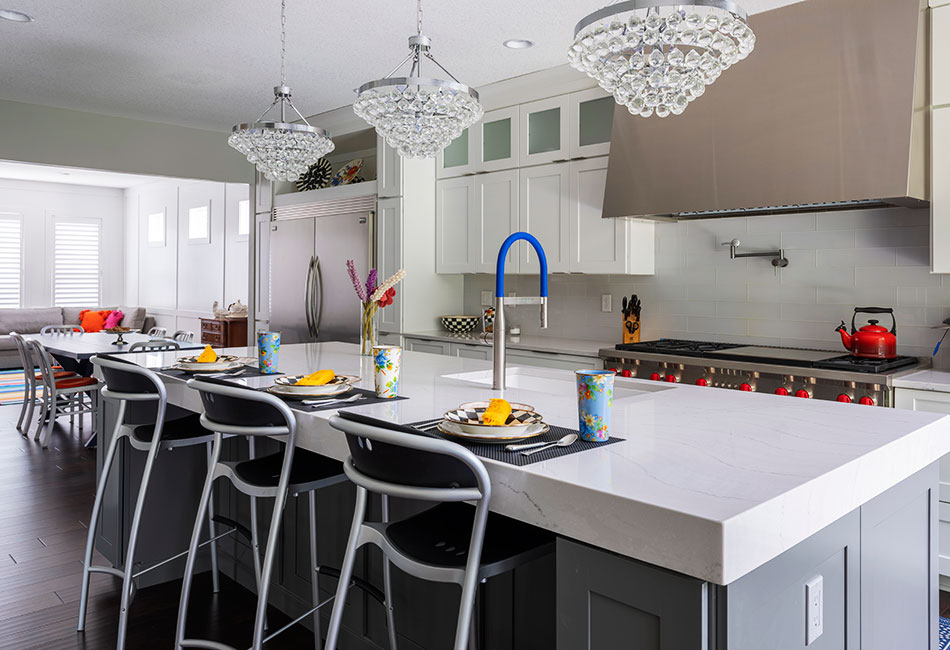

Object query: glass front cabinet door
[473,106,519,173]
[519,95,571,166]
[436,127,475,178]
[569,88,615,159]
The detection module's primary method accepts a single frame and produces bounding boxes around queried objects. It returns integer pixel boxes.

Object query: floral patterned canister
[576,370,614,442]
[372,345,402,398]
[257,331,281,375]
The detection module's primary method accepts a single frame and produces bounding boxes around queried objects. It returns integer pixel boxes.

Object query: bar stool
[146,326,168,338]
[172,330,196,342]
[128,339,181,352]
[177,377,348,650]
[326,412,555,650]
[9,332,76,437]
[40,324,84,334]
[78,355,227,650]
[30,339,100,448]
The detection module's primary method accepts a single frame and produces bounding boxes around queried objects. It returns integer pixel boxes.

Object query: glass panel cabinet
[569,88,615,159]
[437,128,475,178]
[474,106,520,173]
[519,96,571,166]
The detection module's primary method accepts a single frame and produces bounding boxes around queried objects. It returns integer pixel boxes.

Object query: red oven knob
[621,369,632,378]
[836,394,853,403]
[696,378,708,386]
[794,389,810,398]
[858,396,875,406]
[664,374,678,383]
[775,387,789,396]
[739,383,753,392]
[609,367,619,374]
[649,372,662,381]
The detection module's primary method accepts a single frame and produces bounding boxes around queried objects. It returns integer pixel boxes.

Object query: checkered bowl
[444,401,543,436]
[440,315,481,334]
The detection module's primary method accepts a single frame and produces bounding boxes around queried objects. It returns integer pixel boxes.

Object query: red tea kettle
[835,307,897,359]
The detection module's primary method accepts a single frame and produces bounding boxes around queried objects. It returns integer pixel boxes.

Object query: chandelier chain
[280,0,287,86]
[416,0,422,35]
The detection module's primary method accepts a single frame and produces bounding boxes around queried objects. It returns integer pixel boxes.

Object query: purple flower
[346,259,367,302]
[365,268,377,298]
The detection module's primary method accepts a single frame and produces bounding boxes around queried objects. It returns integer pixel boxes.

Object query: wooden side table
[199,317,248,348]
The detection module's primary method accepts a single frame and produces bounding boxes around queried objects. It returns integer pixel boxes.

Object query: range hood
[602,0,928,220]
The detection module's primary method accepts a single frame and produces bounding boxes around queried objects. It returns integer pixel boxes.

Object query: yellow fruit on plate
[196,345,217,363]
[482,398,512,426]
[296,369,336,386]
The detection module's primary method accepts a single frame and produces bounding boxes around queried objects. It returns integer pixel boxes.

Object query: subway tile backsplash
[462,207,950,367]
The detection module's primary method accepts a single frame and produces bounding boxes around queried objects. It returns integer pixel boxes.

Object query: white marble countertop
[893,369,950,392]
[125,342,950,585]
[402,330,613,358]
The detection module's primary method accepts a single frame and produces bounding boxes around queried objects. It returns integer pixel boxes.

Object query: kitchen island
[96,342,950,650]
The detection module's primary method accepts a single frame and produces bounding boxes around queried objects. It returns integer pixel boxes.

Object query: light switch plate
[805,575,823,645]
[601,294,612,312]
[480,290,493,307]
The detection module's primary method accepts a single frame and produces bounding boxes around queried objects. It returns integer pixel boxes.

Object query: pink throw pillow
[103,310,124,329]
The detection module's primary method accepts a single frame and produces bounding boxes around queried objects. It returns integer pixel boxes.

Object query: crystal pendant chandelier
[568,0,756,118]
[353,0,483,158]
[228,0,334,181]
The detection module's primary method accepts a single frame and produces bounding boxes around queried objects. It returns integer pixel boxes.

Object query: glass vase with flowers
[346,259,405,355]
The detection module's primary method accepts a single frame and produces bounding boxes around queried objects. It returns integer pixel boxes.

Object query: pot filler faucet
[493,232,548,390]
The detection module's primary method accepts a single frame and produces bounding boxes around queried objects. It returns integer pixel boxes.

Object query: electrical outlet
[601,294,612,312]
[805,575,823,645]
[480,290,493,307]
[508,291,515,298]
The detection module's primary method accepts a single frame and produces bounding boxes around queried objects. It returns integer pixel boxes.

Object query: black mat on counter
[158,365,283,379]
[270,387,407,412]
[409,419,624,467]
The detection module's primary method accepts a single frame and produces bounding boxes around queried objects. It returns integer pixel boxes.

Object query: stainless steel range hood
[602,0,929,220]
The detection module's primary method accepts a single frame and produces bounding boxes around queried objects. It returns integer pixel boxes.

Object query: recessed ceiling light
[504,39,534,49]
[0,9,34,22]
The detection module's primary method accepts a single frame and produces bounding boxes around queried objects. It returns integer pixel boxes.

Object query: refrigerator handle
[304,256,315,339]
[313,255,324,339]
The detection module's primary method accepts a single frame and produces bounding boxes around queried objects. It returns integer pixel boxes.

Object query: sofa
[0,306,155,369]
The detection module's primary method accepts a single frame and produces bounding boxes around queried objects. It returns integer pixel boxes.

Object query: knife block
[622,314,640,344]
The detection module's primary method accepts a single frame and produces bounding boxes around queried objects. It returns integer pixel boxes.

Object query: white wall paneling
[0,178,124,308]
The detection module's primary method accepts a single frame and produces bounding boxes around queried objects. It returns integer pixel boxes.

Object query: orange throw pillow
[78,309,112,333]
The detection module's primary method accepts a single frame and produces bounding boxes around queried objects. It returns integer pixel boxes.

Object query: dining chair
[177,377,348,650]
[9,332,77,437]
[29,339,100,448]
[172,330,195,343]
[128,340,181,353]
[146,326,168,338]
[325,412,555,650]
[41,324,84,334]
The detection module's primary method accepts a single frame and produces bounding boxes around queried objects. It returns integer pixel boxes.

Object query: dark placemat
[410,420,624,467]
[158,365,283,379]
[269,387,408,412]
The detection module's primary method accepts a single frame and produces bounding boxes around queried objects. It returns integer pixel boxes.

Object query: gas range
[599,339,927,407]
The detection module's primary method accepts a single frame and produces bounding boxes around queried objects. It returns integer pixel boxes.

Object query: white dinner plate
[172,355,244,372]
[444,402,543,436]
[437,420,549,444]
[266,382,354,399]
[272,374,359,395]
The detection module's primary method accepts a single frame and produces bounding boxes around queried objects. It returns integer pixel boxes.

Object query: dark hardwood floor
[0,403,315,649]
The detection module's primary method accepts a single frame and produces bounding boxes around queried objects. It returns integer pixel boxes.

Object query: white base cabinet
[404,336,603,370]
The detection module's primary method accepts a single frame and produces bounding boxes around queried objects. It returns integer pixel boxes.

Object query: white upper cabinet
[436,127,475,178]
[569,157,654,274]
[436,176,476,273]
[376,137,402,198]
[935,5,950,107]
[519,163,570,274]
[474,170,519,274]
[933,108,950,273]
[473,106,520,173]
[569,89,615,159]
[376,197,402,332]
[519,95,571,166]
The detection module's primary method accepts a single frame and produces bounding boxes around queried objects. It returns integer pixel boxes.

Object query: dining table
[27,332,204,366]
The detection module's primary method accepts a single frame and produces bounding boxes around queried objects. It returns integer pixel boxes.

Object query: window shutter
[53,219,101,307]
[0,215,22,308]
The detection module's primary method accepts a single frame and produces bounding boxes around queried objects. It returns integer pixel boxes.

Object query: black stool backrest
[331,412,484,493]
[94,354,161,395]
[190,376,293,433]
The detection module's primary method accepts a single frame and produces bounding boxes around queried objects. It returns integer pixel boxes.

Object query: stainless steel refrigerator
[268,211,372,344]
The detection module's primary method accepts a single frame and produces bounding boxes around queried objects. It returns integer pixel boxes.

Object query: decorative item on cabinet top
[330,159,364,186]
[295,158,333,192]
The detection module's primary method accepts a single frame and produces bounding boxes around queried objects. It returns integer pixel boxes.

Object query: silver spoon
[517,433,579,456]
[302,394,364,406]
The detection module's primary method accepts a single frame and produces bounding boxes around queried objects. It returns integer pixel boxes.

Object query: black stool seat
[386,502,555,578]
[131,413,214,447]
[234,447,345,493]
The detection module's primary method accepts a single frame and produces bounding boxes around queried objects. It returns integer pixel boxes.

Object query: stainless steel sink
[442,366,673,399]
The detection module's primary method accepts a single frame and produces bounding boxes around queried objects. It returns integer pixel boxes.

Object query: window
[147,211,165,246]
[238,199,250,237]
[53,219,101,306]
[0,214,22,308]
[188,205,210,243]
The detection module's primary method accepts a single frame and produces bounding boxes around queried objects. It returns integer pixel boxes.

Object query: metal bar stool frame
[147,326,168,338]
[30,339,99,448]
[176,378,349,650]
[325,415,494,650]
[40,324,84,334]
[78,355,231,650]
[172,330,196,342]
[9,332,77,437]
[128,339,181,353]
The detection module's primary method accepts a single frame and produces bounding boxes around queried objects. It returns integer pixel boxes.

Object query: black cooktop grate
[615,339,744,357]
[811,354,919,373]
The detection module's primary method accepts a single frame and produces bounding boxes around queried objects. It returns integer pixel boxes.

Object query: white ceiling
[0,160,174,188]
[0,0,802,132]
